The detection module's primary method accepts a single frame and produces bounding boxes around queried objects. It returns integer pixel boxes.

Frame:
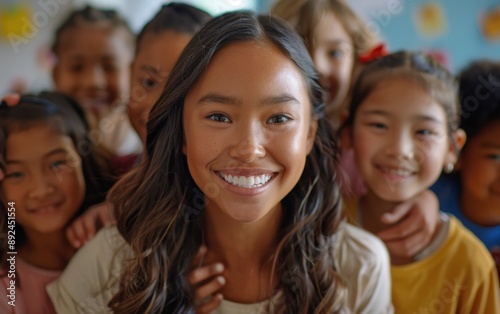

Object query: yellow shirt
[391,216,499,314]
[346,199,500,313]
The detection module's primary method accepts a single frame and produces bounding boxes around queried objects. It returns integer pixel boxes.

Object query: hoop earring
[444,163,454,174]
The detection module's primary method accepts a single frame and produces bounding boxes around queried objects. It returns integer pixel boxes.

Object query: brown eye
[141,78,158,89]
[207,113,231,123]
[267,114,291,124]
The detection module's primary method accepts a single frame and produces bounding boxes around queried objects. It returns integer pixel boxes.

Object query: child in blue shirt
[431,60,500,276]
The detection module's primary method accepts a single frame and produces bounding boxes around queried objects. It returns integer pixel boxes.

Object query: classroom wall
[262,0,500,73]
[347,0,500,73]
[1,0,498,95]
[0,0,73,95]
[0,0,258,95]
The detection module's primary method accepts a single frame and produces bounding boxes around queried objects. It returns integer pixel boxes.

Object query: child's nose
[229,124,266,163]
[315,60,332,85]
[28,172,56,199]
[82,66,106,89]
[385,132,415,160]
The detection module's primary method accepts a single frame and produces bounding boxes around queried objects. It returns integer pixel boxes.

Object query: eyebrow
[481,142,500,149]
[6,148,69,165]
[67,55,118,62]
[197,93,301,107]
[141,65,161,75]
[361,109,443,123]
[323,39,353,47]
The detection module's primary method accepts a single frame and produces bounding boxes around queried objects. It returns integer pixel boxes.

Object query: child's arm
[376,190,439,259]
[66,202,115,248]
[188,246,225,313]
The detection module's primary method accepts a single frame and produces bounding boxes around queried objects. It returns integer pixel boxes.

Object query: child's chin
[376,189,418,203]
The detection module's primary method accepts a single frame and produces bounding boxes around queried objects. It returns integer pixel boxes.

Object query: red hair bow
[358,43,389,64]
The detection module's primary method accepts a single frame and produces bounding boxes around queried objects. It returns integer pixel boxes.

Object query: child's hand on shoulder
[1,93,20,107]
[66,201,115,248]
[188,245,225,314]
[377,190,439,259]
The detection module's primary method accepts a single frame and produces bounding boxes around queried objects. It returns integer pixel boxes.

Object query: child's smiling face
[128,31,192,144]
[459,121,500,225]
[52,26,132,121]
[2,125,85,236]
[312,11,354,115]
[182,41,317,223]
[351,78,459,202]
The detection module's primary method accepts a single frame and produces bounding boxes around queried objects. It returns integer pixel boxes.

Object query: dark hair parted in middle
[345,51,460,134]
[51,5,134,55]
[108,11,345,313]
[134,2,211,55]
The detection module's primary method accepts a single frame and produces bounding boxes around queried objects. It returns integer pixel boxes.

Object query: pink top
[339,149,367,198]
[1,257,60,314]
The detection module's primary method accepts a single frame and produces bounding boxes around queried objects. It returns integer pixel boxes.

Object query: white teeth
[221,173,272,188]
[387,168,412,176]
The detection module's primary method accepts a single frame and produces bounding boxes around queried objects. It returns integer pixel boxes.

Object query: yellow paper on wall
[0,4,31,41]
[481,7,500,41]
[414,2,448,39]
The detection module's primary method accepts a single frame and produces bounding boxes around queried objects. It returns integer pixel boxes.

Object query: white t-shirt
[47,223,392,313]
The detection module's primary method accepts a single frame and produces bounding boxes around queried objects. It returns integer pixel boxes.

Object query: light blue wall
[263,0,500,73]
[377,0,499,73]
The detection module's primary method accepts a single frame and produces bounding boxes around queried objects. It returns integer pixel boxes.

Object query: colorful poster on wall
[481,6,500,42]
[425,49,450,69]
[0,4,32,42]
[413,2,448,39]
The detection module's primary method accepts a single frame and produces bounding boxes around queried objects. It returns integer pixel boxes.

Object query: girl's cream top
[47,223,393,313]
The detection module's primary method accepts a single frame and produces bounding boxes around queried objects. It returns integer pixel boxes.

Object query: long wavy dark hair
[109,11,346,313]
[0,91,114,270]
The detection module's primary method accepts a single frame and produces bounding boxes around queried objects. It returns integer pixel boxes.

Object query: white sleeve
[46,227,130,314]
[337,224,394,314]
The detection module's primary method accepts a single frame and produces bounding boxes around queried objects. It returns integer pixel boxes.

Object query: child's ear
[306,119,318,154]
[445,128,467,169]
